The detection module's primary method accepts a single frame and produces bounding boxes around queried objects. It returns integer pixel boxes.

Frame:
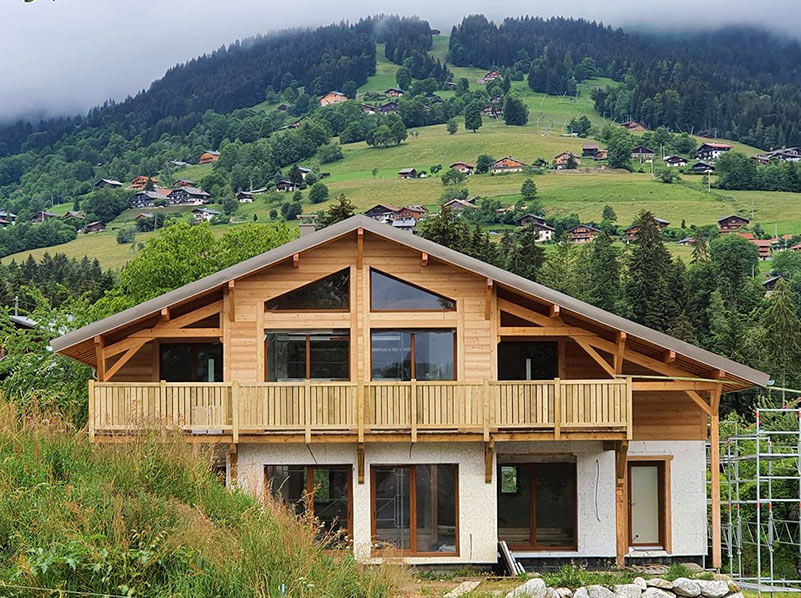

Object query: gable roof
[50,215,768,388]
[718,214,750,224]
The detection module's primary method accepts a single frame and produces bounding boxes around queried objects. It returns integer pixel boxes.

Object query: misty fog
[0,0,798,123]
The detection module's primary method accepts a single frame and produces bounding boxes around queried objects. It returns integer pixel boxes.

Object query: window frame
[264,464,354,546]
[369,268,456,312]
[265,268,351,313]
[158,341,223,382]
[369,329,457,381]
[370,464,460,557]
[496,461,578,552]
[265,330,351,381]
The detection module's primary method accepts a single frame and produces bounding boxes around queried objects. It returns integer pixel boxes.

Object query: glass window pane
[312,468,350,543]
[266,269,350,311]
[534,463,576,548]
[630,465,661,545]
[371,331,412,380]
[497,465,531,546]
[498,342,557,380]
[413,331,454,381]
[159,343,222,382]
[308,332,349,380]
[266,465,307,517]
[266,333,306,381]
[371,270,455,311]
[373,467,411,550]
[415,465,457,553]
[195,344,222,382]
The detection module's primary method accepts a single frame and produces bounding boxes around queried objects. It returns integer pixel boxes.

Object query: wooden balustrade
[88,378,632,441]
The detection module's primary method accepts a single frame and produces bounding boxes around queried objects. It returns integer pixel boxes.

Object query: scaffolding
[719,408,801,593]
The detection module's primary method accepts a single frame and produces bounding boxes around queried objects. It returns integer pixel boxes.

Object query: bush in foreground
[0,406,395,597]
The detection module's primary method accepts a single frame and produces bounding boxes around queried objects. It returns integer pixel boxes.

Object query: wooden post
[710,408,722,569]
[484,441,493,484]
[553,378,561,440]
[88,379,95,441]
[356,228,363,269]
[228,280,236,322]
[94,335,106,382]
[615,440,629,567]
[231,381,240,444]
[357,381,365,443]
[357,443,365,484]
[410,378,418,443]
[228,444,238,488]
[485,279,493,320]
[482,379,490,443]
[304,378,311,444]
[626,376,633,440]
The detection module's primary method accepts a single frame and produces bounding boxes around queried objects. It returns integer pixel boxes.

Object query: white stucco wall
[628,439,707,557]
[236,441,498,564]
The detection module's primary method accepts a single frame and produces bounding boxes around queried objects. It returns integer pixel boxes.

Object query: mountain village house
[320,91,348,106]
[173,179,197,188]
[398,168,418,179]
[695,143,732,161]
[129,176,158,190]
[477,70,502,84]
[630,147,655,162]
[0,210,17,227]
[691,161,714,174]
[490,157,525,174]
[94,178,123,189]
[515,215,554,242]
[192,207,220,223]
[442,197,477,211]
[554,152,578,170]
[581,144,599,158]
[378,101,399,114]
[384,88,404,97]
[566,224,601,244]
[664,156,687,168]
[717,215,750,234]
[275,180,300,192]
[624,218,670,244]
[198,151,220,165]
[168,186,211,205]
[621,120,646,131]
[450,162,475,175]
[50,216,766,568]
[33,210,58,223]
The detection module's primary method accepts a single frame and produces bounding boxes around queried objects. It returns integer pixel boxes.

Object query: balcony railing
[88,378,632,441]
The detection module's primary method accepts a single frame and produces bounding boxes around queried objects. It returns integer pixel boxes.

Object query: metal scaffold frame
[717,408,801,593]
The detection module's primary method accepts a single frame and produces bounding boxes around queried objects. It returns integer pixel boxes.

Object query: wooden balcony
[88,378,633,442]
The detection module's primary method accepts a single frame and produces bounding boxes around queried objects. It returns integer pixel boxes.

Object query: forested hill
[448,16,801,148]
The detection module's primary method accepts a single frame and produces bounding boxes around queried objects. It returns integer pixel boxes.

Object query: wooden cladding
[88,378,632,442]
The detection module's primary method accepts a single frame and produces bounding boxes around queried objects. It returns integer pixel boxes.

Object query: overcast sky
[1,0,798,123]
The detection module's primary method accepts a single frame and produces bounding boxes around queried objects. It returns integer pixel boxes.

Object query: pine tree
[319,194,355,228]
[690,232,708,263]
[758,278,801,392]
[622,210,675,331]
[667,312,698,344]
[581,233,621,312]
[419,205,470,253]
[539,234,575,296]
[505,227,544,282]
[464,101,483,133]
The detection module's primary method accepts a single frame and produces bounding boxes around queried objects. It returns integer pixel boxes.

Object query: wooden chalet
[450,162,475,175]
[624,218,670,243]
[168,186,211,205]
[275,180,299,192]
[691,161,714,174]
[717,215,750,234]
[477,70,502,84]
[50,216,766,568]
[94,178,123,189]
[275,103,289,112]
[198,151,220,165]
[173,179,196,188]
[129,176,158,190]
[384,88,404,97]
[622,120,646,131]
[397,205,427,220]
[83,221,106,234]
[631,146,655,162]
[378,101,399,114]
[320,91,347,106]
[363,204,401,221]
[33,211,58,223]
[763,275,782,294]
[581,143,599,157]
[0,210,17,227]
[752,239,773,260]
[664,156,687,168]
[63,210,85,220]
[566,224,601,244]
[192,208,220,222]
[695,143,731,161]
[129,190,169,208]
[442,198,476,211]
[398,168,417,179]
[490,157,525,174]
[361,104,376,115]
[515,215,554,242]
[554,152,578,169]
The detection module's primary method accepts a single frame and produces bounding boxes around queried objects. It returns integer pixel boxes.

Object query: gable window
[159,343,222,382]
[371,329,455,381]
[266,331,349,381]
[266,268,350,311]
[370,269,455,311]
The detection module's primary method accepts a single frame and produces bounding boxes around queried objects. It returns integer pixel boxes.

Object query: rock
[681,563,704,573]
[726,582,739,594]
[574,587,590,598]
[614,583,643,598]
[642,588,676,598]
[695,581,728,598]
[556,588,573,598]
[646,579,673,590]
[671,579,701,598]
[726,593,743,598]
[506,577,547,598]
[547,588,561,598]
[633,578,647,589]
[445,581,482,598]
[710,575,730,583]
[587,585,615,598]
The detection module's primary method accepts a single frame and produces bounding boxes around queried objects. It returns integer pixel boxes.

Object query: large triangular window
[370,269,455,311]
[266,268,350,311]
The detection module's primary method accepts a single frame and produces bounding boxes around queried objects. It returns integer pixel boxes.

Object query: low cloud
[1,0,798,123]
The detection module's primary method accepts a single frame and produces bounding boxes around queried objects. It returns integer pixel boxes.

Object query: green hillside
[2,34,788,270]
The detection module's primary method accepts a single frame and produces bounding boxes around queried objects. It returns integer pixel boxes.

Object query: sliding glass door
[265,331,349,381]
[370,329,455,381]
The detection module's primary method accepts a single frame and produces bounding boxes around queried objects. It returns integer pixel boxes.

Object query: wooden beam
[632,381,721,392]
[130,328,222,339]
[292,253,299,268]
[357,443,365,484]
[614,331,627,374]
[497,297,554,327]
[485,279,493,320]
[710,406,722,569]
[549,304,560,318]
[161,307,170,321]
[421,252,428,267]
[160,300,223,330]
[484,442,494,484]
[94,335,106,382]
[685,390,713,417]
[574,337,616,378]
[499,326,595,337]
[615,440,629,567]
[228,444,238,487]
[663,350,676,363]
[356,228,363,270]
[228,280,236,323]
[104,339,149,380]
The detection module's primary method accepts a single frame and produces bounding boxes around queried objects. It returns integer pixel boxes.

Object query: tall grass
[0,405,395,597]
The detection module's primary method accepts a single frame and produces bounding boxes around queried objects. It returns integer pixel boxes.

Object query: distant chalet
[167,186,210,205]
[198,150,219,165]
[621,120,646,131]
[320,91,347,106]
[695,143,731,161]
[490,157,525,174]
[717,214,750,234]
[94,178,123,189]
[566,224,601,244]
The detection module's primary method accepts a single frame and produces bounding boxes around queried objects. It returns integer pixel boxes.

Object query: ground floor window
[265,331,349,381]
[371,464,458,555]
[265,465,352,546]
[159,342,222,382]
[497,462,576,551]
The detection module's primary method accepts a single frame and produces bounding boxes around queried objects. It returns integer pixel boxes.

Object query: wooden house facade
[490,157,525,174]
[51,216,766,568]
[717,215,750,234]
[566,224,601,244]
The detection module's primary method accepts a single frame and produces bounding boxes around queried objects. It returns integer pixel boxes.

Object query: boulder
[614,583,643,598]
[672,579,701,598]
[726,593,743,598]
[556,588,573,598]
[506,577,547,598]
[642,588,675,598]
[587,585,615,598]
[547,588,561,598]
[574,587,590,598]
[710,575,730,584]
[633,578,648,589]
[681,563,704,573]
[646,579,673,590]
[695,581,728,598]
